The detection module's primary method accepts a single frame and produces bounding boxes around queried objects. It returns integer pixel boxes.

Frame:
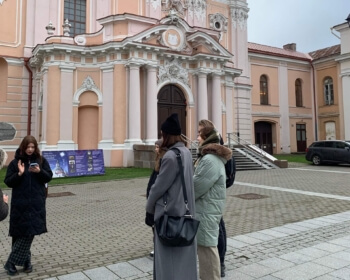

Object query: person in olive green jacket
[193,120,232,280]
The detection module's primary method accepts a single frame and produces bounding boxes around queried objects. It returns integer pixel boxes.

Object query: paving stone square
[1,164,350,279]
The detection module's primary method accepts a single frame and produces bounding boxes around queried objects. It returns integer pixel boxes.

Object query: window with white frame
[324,77,334,105]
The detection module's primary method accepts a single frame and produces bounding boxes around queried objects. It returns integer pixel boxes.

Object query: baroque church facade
[0,0,349,166]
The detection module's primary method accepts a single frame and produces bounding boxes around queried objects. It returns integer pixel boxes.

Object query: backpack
[225,156,236,188]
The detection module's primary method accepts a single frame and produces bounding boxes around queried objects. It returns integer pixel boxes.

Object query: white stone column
[57,65,76,150]
[99,65,114,149]
[212,74,222,133]
[225,79,235,134]
[342,73,350,139]
[39,68,48,150]
[197,72,208,121]
[126,63,142,144]
[279,62,291,153]
[145,65,158,144]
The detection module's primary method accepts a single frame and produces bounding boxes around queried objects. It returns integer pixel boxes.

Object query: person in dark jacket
[4,135,53,276]
[218,135,227,277]
[0,148,9,221]
[145,139,166,257]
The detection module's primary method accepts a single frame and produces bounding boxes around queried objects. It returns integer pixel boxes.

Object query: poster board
[42,149,105,178]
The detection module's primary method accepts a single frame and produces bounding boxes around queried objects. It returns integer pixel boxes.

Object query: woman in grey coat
[146,113,197,280]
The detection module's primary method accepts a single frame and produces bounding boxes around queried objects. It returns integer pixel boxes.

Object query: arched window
[0,57,8,102]
[260,75,268,105]
[295,79,302,107]
[324,77,334,105]
[64,0,86,36]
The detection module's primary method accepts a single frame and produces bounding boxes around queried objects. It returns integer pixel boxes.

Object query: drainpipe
[24,58,33,135]
[311,62,318,141]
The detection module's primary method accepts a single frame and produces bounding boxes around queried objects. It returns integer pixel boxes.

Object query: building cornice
[249,52,311,65]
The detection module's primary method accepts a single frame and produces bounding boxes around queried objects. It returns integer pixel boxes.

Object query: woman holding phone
[4,135,53,276]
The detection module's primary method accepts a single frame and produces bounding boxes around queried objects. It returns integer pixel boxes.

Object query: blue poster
[42,149,105,178]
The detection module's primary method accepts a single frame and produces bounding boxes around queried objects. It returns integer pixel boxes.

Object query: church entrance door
[157,85,187,139]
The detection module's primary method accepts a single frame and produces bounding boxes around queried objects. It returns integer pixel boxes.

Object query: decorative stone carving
[147,0,161,11]
[29,56,44,68]
[209,13,228,32]
[75,36,86,45]
[187,0,206,23]
[46,21,55,36]
[162,0,188,17]
[159,26,186,51]
[158,58,189,86]
[82,76,97,91]
[62,19,71,36]
[231,7,248,30]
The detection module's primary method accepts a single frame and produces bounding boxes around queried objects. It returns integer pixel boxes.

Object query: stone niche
[133,144,156,169]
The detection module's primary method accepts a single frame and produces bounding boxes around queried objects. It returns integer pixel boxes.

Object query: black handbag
[155,148,200,247]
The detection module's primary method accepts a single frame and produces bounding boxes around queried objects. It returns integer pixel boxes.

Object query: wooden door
[254,122,273,155]
[158,85,187,139]
[296,124,307,152]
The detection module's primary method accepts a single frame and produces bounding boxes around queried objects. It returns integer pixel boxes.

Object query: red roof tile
[248,42,312,61]
[308,45,341,60]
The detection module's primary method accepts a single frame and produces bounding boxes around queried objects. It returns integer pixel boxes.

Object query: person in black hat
[146,113,197,280]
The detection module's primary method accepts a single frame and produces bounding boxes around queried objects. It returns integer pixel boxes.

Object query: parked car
[305,140,350,165]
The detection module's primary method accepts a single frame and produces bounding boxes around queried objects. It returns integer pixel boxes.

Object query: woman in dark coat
[0,148,9,221]
[146,113,197,280]
[4,135,53,276]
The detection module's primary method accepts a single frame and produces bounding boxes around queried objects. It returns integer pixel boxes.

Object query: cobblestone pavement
[0,163,350,279]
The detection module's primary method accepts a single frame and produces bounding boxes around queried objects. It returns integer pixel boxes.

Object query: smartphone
[30,163,39,167]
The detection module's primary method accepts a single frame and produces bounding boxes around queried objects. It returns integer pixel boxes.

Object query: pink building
[0,0,349,166]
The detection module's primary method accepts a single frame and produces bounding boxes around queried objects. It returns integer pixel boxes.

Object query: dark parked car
[305,140,350,165]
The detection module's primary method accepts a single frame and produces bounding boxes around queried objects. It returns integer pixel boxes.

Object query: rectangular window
[324,81,334,105]
[64,0,86,36]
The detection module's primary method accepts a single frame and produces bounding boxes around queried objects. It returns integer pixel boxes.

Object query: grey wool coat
[146,142,198,280]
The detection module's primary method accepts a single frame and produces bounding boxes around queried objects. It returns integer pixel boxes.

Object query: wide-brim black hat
[161,113,181,135]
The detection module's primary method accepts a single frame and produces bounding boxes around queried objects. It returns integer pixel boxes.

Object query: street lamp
[346,13,350,28]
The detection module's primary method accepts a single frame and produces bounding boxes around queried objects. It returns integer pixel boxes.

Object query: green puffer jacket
[194,143,232,247]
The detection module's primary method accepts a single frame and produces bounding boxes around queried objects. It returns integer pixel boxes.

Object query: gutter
[24,58,33,135]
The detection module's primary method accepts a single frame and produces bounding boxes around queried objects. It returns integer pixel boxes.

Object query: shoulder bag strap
[162,148,190,214]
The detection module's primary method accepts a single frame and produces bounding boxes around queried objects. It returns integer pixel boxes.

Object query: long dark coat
[146,142,197,280]
[4,149,53,237]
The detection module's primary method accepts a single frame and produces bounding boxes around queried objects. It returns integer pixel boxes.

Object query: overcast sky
[247,0,350,53]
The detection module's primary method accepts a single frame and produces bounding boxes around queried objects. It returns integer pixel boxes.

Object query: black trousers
[217,218,227,265]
